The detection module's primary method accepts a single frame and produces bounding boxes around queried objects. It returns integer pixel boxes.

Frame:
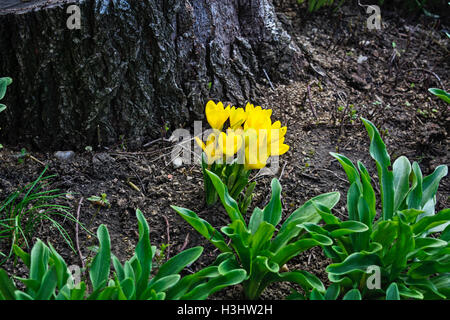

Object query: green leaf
[324,283,340,300]
[35,268,58,300]
[30,240,49,282]
[265,270,325,294]
[96,286,116,300]
[386,282,400,300]
[357,161,376,222]
[409,237,447,258]
[206,169,244,223]
[347,182,360,222]
[272,237,331,267]
[389,221,414,281]
[124,260,136,282]
[0,269,16,300]
[408,261,450,279]
[147,274,180,294]
[181,269,247,300]
[248,207,264,234]
[15,291,33,300]
[119,278,135,300]
[217,257,241,274]
[371,220,398,258]
[405,277,446,299]
[397,283,423,300]
[202,153,218,205]
[428,88,450,104]
[70,281,86,300]
[0,104,6,113]
[271,223,304,253]
[250,221,275,257]
[361,117,394,220]
[172,205,231,252]
[112,255,125,282]
[48,243,70,290]
[262,179,282,226]
[330,153,361,189]
[0,77,12,100]
[309,288,325,300]
[392,156,412,211]
[221,220,252,273]
[281,192,340,230]
[397,208,423,224]
[430,274,450,299]
[165,266,220,300]
[89,224,111,292]
[313,201,340,225]
[13,245,31,268]
[441,224,450,242]
[356,196,371,250]
[135,209,152,297]
[347,182,361,250]
[343,289,362,300]
[421,165,448,208]
[412,208,450,236]
[407,162,423,210]
[154,246,203,281]
[326,252,382,276]
[329,220,369,237]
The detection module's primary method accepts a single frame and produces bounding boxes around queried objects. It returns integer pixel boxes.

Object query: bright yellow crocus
[205,100,230,130]
[244,104,272,131]
[195,128,243,164]
[229,106,247,129]
[199,100,289,169]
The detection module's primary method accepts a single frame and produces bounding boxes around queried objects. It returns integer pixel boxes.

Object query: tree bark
[0,0,303,150]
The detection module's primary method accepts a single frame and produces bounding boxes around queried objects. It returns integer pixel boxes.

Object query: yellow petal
[229,107,247,129]
[195,137,206,151]
[270,142,290,156]
[205,100,229,130]
[245,102,255,114]
[271,121,281,129]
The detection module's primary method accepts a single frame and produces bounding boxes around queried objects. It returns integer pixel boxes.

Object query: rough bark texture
[0,0,303,150]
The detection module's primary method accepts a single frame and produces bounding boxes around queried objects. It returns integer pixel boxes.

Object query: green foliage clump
[0,209,246,300]
[294,118,449,300]
[172,170,340,299]
[0,167,82,265]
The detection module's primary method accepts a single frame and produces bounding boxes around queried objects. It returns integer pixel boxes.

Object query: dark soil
[0,1,448,300]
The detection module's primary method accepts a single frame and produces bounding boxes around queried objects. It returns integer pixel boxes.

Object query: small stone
[66,193,75,200]
[54,151,75,161]
[357,55,368,64]
[173,157,183,169]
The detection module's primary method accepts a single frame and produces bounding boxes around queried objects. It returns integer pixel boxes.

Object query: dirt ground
[0,1,448,299]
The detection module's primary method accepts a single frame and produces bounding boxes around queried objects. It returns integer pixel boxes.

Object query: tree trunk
[0,0,303,150]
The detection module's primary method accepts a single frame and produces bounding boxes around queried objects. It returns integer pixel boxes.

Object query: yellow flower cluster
[196,100,289,169]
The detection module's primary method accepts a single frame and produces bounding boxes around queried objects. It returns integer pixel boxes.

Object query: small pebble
[54,151,75,161]
[357,55,368,64]
[173,157,183,169]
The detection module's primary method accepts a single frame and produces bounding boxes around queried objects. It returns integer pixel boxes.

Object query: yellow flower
[243,128,270,170]
[205,100,230,130]
[199,100,289,169]
[196,128,243,164]
[244,103,272,131]
[242,113,289,169]
[218,129,243,157]
[229,107,247,129]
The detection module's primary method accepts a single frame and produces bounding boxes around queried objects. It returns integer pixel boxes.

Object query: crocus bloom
[205,100,230,131]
